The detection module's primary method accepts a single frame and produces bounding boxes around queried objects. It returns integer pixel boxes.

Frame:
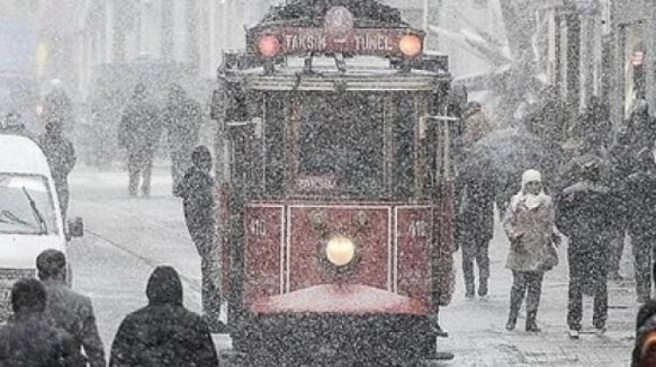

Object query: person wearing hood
[109,266,218,367]
[39,119,76,220]
[503,169,559,332]
[626,148,656,303]
[556,160,616,338]
[173,146,223,332]
[633,300,656,366]
[117,84,162,197]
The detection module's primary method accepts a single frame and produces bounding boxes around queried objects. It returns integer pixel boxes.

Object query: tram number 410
[249,219,267,237]
[408,220,428,238]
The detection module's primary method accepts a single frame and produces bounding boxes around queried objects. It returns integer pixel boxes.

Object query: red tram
[211,1,457,364]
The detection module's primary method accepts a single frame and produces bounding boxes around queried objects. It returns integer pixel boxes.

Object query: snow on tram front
[211,1,457,364]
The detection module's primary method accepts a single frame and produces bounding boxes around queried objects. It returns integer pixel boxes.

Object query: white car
[0,135,82,323]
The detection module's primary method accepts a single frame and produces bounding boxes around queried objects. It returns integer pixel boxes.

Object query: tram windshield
[294,92,384,195]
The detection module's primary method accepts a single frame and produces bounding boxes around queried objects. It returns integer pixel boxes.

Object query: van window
[0,174,58,235]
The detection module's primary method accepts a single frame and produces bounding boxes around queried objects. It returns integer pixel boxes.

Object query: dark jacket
[556,181,615,247]
[109,266,218,367]
[43,279,105,367]
[174,167,215,250]
[39,133,76,184]
[163,98,202,153]
[0,314,73,367]
[625,169,656,238]
[455,177,495,244]
[117,100,161,156]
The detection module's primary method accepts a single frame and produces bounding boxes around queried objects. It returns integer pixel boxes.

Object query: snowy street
[67,165,635,366]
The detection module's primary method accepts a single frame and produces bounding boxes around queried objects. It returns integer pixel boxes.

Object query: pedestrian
[164,84,203,193]
[461,101,491,149]
[173,146,224,332]
[626,148,656,303]
[109,266,218,367]
[0,278,74,366]
[455,174,494,299]
[117,83,162,197]
[627,99,656,155]
[556,160,615,338]
[42,79,75,134]
[503,169,559,332]
[0,112,34,140]
[632,300,656,367]
[39,119,76,220]
[37,249,106,367]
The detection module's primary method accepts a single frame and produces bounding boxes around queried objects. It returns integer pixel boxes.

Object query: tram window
[393,93,416,199]
[295,93,384,196]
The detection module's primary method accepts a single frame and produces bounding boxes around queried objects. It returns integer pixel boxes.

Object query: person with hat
[625,148,656,303]
[502,169,559,333]
[37,249,105,366]
[557,160,616,338]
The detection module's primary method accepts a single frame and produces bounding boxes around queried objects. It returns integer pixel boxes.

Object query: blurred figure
[0,111,34,139]
[626,148,656,303]
[455,174,494,299]
[39,119,76,220]
[461,101,491,149]
[174,146,223,331]
[164,85,203,193]
[109,266,218,366]
[627,99,656,156]
[557,161,615,338]
[633,300,656,367]
[117,84,162,197]
[0,278,74,366]
[42,79,74,134]
[37,249,105,367]
[503,169,559,333]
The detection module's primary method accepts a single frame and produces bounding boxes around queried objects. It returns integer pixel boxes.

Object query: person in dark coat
[117,84,162,197]
[173,146,223,331]
[0,278,74,366]
[39,119,76,220]
[37,249,106,367]
[164,85,203,193]
[626,148,656,303]
[109,266,218,367]
[42,79,74,133]
[633,300,656,367]
[456,174,495,298]
[627,99,656,155]
[556,160,615,338]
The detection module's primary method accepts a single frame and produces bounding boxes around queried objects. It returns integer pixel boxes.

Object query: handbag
[539,242,559,272]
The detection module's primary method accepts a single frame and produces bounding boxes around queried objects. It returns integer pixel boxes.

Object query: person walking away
[626,148,656,303]
[0,278,75,366]
[456,174,494,298]
[42,79,75,134]
[164,85,203,193]
[557,160,615,338]
[37,249,106,366]
[174,146,224,331]
[39,119,76,221]
[503,169,560,332]
[117,84,161,197]
[109,266,218,366]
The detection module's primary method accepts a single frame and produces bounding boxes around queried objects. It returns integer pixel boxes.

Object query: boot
[505,310,518,331]
[478,278,488,297]
[430,314,449,338]
[465,280,475,299]
[525,312,541,333]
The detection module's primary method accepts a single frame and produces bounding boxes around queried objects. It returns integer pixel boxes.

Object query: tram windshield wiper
[22,187,48,235]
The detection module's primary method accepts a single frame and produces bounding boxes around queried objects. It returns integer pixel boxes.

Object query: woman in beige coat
[503,169,560,332]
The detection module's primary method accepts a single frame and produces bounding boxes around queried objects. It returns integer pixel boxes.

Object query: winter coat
[556,181,615,248]
[456,177,495,245]
[503,194,556,272]
[0,314,74,367]
[117,100,161,156]
[42,279,106,367]
[43,90,74,129]
[39,133,76,185]
[163,99,202,153]
[462,110,491,149]
[625,169,656,238]
[173,166,216,252]
[109,266,218,367]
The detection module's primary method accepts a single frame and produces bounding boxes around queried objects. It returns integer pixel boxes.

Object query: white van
[0,135,82,323]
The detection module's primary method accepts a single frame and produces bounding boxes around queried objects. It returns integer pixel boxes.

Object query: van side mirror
[68,217,84,238]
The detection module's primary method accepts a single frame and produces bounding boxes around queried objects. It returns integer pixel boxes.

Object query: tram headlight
[399,35,422,58]
[325,235,356,267]
[258,35,280,58]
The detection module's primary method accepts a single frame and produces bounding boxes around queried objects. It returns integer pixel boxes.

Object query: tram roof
[231,56,451,92]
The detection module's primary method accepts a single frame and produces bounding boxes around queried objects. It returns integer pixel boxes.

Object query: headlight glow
[325,235,356,267]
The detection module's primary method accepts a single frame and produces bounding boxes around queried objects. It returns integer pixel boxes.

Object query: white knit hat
[521,169,542,188]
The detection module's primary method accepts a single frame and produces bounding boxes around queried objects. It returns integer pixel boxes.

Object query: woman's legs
[507,271,528,330]
[525,272,544,332]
